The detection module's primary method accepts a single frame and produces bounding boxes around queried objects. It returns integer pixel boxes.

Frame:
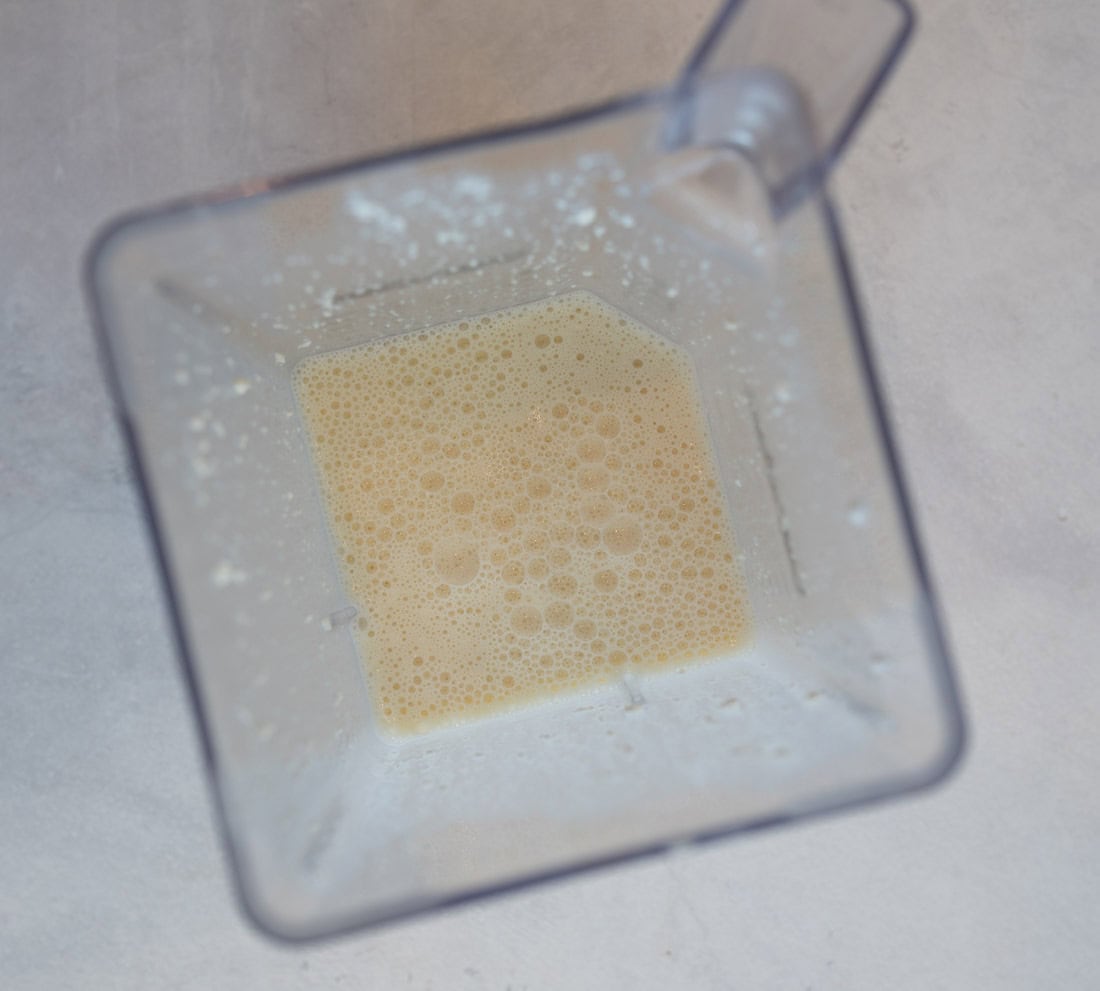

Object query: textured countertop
[2,1,1098,987]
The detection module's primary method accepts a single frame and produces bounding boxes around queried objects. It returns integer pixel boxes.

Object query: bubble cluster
[295,291,750,733]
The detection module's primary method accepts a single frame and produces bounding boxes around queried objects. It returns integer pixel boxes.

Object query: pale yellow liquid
[295,292,750,733]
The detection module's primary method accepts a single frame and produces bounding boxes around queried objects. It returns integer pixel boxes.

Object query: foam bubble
[594,570,618,592]
[603,517,642,555]
[434,541,479,585]
[511,606,543,636]
[578,437,605,462]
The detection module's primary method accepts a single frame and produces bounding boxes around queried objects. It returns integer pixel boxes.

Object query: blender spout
[668,0,915,212]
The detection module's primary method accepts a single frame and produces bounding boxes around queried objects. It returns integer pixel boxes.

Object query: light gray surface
[2,1,1097,987]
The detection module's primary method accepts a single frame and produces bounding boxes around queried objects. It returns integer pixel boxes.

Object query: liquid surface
[295,292,749,733]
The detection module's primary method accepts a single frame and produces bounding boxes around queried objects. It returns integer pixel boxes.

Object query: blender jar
[86,0,962,940]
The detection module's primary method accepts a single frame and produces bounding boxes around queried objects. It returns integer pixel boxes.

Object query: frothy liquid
[295,292,749,733]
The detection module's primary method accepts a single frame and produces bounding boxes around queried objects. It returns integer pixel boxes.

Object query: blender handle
[669,0,915,213]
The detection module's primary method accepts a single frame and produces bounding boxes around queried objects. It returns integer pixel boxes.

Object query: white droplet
[847,502,869,527]
[345,191,407,233]
[454,174,493,200]
[211,560,248,587]
[569,206,596,227]
[609,209,636,228]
